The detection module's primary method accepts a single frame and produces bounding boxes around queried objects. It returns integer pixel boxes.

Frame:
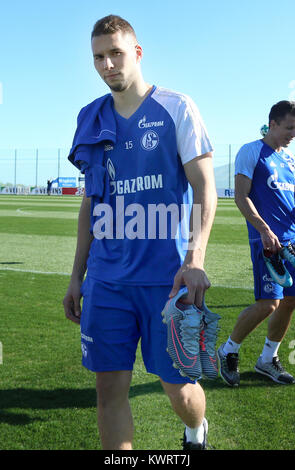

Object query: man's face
[91,31,142,92]
[270,114,295,148]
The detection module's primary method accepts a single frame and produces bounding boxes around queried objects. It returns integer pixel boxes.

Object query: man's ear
[135,44,143,62]
[269,119,278,130]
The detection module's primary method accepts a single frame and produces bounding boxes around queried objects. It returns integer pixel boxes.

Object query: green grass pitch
[0,195,295,450]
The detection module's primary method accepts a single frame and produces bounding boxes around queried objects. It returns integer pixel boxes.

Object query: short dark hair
[91,15,137,40]
[269,100,295,125]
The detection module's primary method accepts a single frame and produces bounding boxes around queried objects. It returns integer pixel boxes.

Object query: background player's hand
[260,228,281,254]
[169,262,211,308]
[63,278,82,325]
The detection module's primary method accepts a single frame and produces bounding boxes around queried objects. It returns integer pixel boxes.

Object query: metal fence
[0,148,76,188]
[0,144,242,191]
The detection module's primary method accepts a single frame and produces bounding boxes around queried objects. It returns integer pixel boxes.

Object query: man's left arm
[169,152,217,307]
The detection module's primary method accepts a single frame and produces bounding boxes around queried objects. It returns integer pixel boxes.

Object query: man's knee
[96,371,132,408]
[255,298,280,319]
[160,380,204,408]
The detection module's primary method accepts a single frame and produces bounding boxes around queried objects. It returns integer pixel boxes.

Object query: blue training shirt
[235,139,295,244]
[74,86,213,285]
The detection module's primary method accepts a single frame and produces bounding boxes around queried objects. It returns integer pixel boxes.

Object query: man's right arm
[63,193,93,324]
[235,173,281,253]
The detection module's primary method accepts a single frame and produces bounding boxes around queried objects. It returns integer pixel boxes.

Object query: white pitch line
[213,284,252,291]
[0,266,253,289]
[16,208,32,215]
[0,267,70,276]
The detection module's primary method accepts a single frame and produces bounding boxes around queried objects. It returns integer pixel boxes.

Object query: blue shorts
[80,276,194,384]
[250,239,295,300]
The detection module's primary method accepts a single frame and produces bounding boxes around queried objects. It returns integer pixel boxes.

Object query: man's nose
[104,57,114,70]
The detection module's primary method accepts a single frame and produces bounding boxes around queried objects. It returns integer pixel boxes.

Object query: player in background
[47,179,53,195]
[63,15,217,450]
[218,100,295,386]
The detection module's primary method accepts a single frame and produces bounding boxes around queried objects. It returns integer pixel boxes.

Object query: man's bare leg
[96,370,133,450]
[160,380,206,429]
[230,299,279,345]
[267,296,295,342]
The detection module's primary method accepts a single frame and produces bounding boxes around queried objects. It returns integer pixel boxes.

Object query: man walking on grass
[63,15,217,450]
[218,100,295,386]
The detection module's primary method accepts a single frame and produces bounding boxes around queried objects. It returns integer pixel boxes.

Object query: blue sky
[1,0,295,184]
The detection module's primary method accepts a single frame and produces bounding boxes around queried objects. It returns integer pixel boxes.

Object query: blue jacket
[68,94,117,231]
[68,93,116,201]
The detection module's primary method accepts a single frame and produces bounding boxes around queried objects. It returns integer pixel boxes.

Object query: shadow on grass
[0,411,42,426]
[0,262,24,265]
[1,375,281,427]
[0,381,164,426]
[239,370,287,387]
[201,371,284,389]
